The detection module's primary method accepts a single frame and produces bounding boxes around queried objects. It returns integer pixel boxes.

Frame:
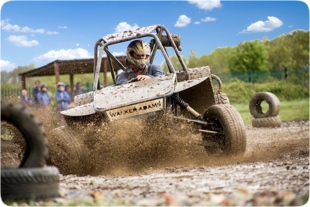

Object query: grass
[232,98,309,126]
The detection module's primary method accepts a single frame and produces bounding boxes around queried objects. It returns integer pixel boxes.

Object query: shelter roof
[19,56,127,78]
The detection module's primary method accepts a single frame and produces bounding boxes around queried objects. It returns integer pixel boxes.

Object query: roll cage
[93,24,189,91]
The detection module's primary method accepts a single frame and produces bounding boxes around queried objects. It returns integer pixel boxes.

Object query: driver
[116,40,165,85]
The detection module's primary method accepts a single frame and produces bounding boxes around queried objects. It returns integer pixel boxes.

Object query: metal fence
[1,87,37,102]
[215,68,309,84]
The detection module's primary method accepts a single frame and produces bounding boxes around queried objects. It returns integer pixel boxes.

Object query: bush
[224,78,309,104]
[223,78,256,103]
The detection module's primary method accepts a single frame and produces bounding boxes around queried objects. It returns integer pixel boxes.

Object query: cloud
[1,19,45,34]
[1,19,59,35]
[188,0,221,10]
[33,48,92,63]
[194,21,201,25]
[7,35,39,47]
[115,22,139,33]
[46,31,59,35]
[112,51,126,56]
[201,17,216,22]
[0,60,16,71]
[58,26,68,29]
[175,15,191,27]
[240,16,283,33]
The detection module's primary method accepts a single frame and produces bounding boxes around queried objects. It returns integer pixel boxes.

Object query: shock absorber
[171,94,203,120]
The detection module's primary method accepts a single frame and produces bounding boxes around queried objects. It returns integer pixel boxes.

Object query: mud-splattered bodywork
[61,66,215,121]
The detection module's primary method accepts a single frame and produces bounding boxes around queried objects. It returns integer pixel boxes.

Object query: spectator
[37,83,51,107]
[20,89,32,107]
[74,82,85,96]
[65,84,72,95]
[32,80,41,105]
[65,84,75,108]
[55,82,71,112]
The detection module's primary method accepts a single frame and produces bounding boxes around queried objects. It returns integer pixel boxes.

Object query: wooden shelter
[19,56,126,95]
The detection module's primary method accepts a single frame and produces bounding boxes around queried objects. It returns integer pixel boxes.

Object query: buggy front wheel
[202,104,246,156]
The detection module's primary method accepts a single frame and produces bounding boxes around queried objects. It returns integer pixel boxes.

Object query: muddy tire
[1,166,59,200]
[49,126,84,174]
[1,101,48,167]
[214,93,230,105]
[249,92,280,118]
[252,116,282,128]
[202,104,246,155]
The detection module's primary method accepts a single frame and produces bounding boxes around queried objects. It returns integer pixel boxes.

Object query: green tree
[229,41,270,82]
[161,54,186,72]
[1,64,35,85]
[187,50,199,68]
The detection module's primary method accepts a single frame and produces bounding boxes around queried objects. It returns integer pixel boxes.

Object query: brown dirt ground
[1,108,309,205]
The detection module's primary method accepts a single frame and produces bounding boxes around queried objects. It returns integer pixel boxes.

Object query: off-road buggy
[61,25,246,155]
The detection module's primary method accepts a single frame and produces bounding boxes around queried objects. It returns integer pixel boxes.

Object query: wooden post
[69,73,74,100]
[54,61,60,84]
[21,75,26,89]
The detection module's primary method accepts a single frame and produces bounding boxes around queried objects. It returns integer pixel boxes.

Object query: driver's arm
[149,64,165,77]
[116,72,128,85]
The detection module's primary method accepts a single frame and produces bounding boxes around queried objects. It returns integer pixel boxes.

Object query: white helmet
[57,82,65,87]
[126,40,151,69]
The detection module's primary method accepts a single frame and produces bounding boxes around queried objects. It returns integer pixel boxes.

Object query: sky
[0,0,309,71]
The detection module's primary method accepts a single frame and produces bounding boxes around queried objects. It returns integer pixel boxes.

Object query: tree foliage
[161,29,308,84]
[229,41,270,74]
[1,64,35,86]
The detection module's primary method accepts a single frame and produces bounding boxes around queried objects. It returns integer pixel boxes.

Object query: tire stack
[1,101,60,201]
[249,92,281,128]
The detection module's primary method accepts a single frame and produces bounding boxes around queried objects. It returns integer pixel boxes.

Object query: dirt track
[54,120,309,205]
[2,115,309,205]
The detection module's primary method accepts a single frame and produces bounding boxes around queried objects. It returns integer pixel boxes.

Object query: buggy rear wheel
[202,104,246,156]
[49,126,84,174]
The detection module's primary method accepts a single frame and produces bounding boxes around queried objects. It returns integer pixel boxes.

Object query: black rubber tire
[252,116,282,128]
[1,166,60,200]
[202,104,246,156]
[249,92,280,119]
[1,101,48,168]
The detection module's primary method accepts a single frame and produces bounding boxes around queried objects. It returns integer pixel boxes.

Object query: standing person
[74,82,85,96]
[116,40,165,85]
[55,82,71,112]
[32,80,41,105]
[37,83,51,107]
[65,84,75,108]
[20,89,32,107]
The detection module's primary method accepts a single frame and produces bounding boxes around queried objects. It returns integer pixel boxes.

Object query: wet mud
[1,108,309,205]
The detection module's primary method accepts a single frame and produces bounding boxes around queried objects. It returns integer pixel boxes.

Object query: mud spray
[12,107,308,176]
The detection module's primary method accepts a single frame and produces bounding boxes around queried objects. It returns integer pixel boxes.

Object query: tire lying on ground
[1,101,48,167]
[252,116,282,128]
[1,167,60,200]
[1,101,60,200]
[249,92,280,119]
